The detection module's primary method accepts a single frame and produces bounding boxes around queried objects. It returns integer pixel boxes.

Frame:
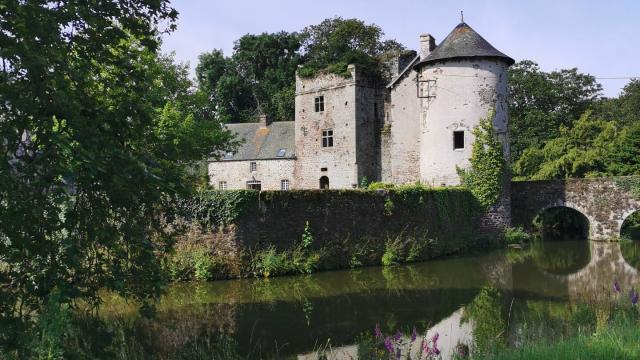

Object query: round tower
[414,22,514,187]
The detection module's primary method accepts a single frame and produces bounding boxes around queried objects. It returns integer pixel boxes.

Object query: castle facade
[208,22,514,191]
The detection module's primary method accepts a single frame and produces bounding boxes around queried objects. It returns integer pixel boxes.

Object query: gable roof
[415,22,514,68]
[217,121,295,161]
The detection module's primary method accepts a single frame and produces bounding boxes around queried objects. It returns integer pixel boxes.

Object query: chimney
[419,34,436,59]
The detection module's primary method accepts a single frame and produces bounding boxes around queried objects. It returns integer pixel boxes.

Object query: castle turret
[414,22,514,187]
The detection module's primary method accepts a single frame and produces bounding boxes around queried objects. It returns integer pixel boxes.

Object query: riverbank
[168,185,508,281]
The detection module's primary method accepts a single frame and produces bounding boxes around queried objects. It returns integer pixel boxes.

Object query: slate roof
[415,22,514,68]
[218,121,295,161]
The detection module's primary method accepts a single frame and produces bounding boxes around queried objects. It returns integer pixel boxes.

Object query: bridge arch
[533,205,591,240]
[512,178,640,241]
[620,209,640,240]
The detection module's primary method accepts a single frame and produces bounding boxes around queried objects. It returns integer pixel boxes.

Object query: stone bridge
[511,177,640,241]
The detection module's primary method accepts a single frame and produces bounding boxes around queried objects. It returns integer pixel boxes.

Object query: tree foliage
[509,61,640,180]
[195,17,406,123]
[0,0,233,349]
[196,32,302,123]
[508,60,603,163]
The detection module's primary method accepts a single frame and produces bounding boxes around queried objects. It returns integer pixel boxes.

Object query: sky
[161,0,640,98]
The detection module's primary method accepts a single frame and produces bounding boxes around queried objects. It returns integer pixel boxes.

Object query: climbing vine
[457,111,507,208]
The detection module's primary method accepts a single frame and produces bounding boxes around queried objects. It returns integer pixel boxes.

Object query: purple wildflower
[394,330,402,342]
[384,336,394,354]
[632,289,639,305]
[411,327,417,342]
[431,332,439,343]
[614,280,621,293]
[374,324,383,339]
[396,347,402,359]
[433,346,441,356]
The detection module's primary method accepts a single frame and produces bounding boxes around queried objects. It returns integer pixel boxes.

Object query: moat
[102,239,640,359]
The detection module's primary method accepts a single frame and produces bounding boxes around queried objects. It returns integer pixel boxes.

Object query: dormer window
[223,152,233,160]
[276,149,286,157]
[314,96,324,112]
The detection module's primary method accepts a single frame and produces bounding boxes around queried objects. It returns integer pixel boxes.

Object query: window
[223,152,233,160]
[314,96,324,112]
[322,129,334,148]
[281,179,290,191]
[453,131,465,150]
[276,149,286,157]
[250,161,257,172]
[218,181,227,190]
[246,181,261,191]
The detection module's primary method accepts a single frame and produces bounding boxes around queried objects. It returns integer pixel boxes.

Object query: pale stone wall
[387,69,421,184]
[417,58,510,186]
[293,65,382,189]
[208,159,295,190]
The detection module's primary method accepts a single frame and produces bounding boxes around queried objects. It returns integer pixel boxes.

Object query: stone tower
[293,65,383,189]
[414,22,514,187]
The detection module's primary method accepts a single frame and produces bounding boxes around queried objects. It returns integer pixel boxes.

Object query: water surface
[104,240,640,359]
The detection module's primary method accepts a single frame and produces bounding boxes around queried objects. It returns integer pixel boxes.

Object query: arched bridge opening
[512,178,640,241]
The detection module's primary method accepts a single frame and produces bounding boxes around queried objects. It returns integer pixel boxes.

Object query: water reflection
[103,240,640,359]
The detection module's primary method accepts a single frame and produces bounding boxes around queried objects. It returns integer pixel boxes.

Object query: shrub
[381,240,401,266]
[503,226,531,245]
[367,182,396,190]
[167,243,224,281]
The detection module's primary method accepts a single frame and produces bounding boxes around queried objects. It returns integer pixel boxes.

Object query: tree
[195,32,302,123]
[513,112,618,179]
[0,1,233,349]
[508,61,603,164]
[298,17,405,81]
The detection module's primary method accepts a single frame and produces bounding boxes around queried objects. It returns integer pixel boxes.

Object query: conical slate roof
[415,22,514,67]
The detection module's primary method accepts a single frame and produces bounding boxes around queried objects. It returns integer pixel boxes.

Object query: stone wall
[511,177,640,240]
[386,68,421,184]
[203,188,497,270]
[208,159,294,190]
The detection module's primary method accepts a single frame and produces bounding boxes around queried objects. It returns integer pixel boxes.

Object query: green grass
[478,319,640,360]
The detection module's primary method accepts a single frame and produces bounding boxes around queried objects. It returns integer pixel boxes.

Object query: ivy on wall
[457,111,507,208]
[178,190,258,228]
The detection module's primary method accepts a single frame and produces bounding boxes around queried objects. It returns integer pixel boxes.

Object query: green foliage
[508,60,603,164]
[381,240,401,266]
[0,0,239,350]
[383,197,395,216]
[297,17,406,81]
[514,112,619,179]
[179,190,258,229]
[458,113,507,208]
[367,182,396,190]
[167,244,225,281]
[503,227,531,245]
[196,32,302,123]
[510,62,640,181]
[359,176,370,188]
[461,286,506,356]
[251,221,321,277]
[301,221,314,248]
[614,176,640,201]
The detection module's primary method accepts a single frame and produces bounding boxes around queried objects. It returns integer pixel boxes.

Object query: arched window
[319,176,329,189]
